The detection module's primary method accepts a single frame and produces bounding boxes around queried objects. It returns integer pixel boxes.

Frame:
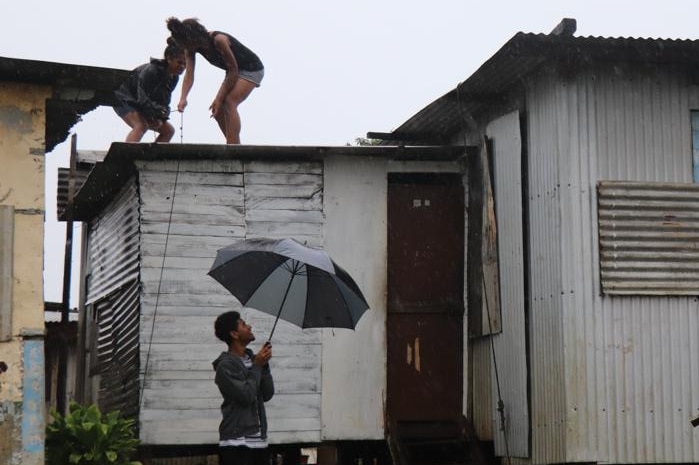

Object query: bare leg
[155,122,175,142]
[121,111,149,142]
[121,111,175,143]
[214,78,256,144]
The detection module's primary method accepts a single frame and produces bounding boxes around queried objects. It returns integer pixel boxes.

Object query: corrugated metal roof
[56,150,107,218]
[383,33,699,144]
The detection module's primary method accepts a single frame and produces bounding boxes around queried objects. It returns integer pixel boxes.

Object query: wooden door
[387,174,464,426]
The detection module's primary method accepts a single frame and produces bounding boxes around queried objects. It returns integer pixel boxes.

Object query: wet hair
[164,37,185,60]
[166,17,209,48]
[214,311,241,345]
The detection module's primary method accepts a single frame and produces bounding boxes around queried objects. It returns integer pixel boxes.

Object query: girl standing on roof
[166,17,264,145]
[114,39,186,143]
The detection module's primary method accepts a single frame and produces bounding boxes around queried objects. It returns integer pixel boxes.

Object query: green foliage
[46,402,142,465]
[349,137,382,146]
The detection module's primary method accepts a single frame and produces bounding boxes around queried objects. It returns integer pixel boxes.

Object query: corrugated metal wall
[96,280,140,419]
[85,180,141,419]
[485,111,529,458]
[86,181,140,304]
[526,63,699,463]
[598,181,699,294]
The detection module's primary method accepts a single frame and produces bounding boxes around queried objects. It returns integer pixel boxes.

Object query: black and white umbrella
[208,237,370,341]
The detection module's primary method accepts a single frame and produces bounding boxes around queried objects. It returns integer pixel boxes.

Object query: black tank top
[198,31,263,72]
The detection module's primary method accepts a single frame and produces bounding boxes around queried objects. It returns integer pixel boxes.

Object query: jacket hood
[212,350,252,370]
[212,351,232,371]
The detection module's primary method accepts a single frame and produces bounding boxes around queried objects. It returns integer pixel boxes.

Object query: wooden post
[57,134,78,414]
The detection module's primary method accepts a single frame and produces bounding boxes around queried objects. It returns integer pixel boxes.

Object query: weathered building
[0,56,126,465]
[62,143,467,462]
[373,18,699,464]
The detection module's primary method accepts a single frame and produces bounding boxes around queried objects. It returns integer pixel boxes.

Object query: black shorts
[114,102,138,118]
[219,446,268,465]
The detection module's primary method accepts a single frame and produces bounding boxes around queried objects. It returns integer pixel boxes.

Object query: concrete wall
[0,82,49,465]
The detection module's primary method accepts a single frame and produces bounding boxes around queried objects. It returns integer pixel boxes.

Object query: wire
[139,160,181,411]
[482,235,512,465]
[179,110,184,143]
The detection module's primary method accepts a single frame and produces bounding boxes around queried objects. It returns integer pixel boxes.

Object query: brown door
[387,174,464,425]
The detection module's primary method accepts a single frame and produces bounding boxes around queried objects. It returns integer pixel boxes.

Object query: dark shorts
[219,446,268,465]
[114,102,137,118]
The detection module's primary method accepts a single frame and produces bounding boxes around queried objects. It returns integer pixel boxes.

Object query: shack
[372,18,699,465]
[60,143,470,463]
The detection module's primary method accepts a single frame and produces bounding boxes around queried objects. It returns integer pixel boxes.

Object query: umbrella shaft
[267,269,298,342]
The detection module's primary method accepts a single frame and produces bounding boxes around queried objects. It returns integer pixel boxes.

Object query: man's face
[232,318,256,345]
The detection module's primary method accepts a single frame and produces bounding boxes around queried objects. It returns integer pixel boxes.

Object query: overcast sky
[3,0,697,303]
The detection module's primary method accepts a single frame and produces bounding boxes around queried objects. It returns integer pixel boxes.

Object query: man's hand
[177,98,188,113]
[254,342,272,366]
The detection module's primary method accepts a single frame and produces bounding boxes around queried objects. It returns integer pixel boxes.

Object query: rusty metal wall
[598,181,699,294]
[526,63,699,463]
[86,180,140,304]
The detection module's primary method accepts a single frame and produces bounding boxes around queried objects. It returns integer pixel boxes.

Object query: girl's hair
[164,37,184,59]
[166,17,209,47]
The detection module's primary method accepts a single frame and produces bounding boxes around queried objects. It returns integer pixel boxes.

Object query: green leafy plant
[46,402,142,465]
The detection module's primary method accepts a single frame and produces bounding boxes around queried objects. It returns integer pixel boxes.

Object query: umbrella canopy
[208,238,370,340]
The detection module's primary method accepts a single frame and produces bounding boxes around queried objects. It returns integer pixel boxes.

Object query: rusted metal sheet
[85,180,140,304]
[598,181,699,295]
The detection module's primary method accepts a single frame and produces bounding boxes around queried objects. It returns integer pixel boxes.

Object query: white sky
[2,0,697,304]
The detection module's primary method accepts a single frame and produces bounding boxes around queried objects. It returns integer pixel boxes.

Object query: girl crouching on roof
[114,38,186,142]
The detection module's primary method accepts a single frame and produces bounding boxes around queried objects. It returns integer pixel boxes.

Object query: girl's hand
[177,98,188,112]
[209,99,222,118]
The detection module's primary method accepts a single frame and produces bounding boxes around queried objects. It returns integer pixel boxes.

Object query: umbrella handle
[267,270,297,342]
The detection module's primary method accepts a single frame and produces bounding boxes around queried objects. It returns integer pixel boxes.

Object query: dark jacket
[212,350,274,441]
[114,58,178,121]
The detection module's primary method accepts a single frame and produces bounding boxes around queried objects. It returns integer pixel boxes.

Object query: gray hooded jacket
[212,350,274,441]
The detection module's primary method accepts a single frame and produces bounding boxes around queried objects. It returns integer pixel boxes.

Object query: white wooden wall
[137,159,324,445]
[322,156,388,440]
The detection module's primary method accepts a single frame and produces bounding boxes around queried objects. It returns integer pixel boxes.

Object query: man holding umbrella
[213,311,274,465]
